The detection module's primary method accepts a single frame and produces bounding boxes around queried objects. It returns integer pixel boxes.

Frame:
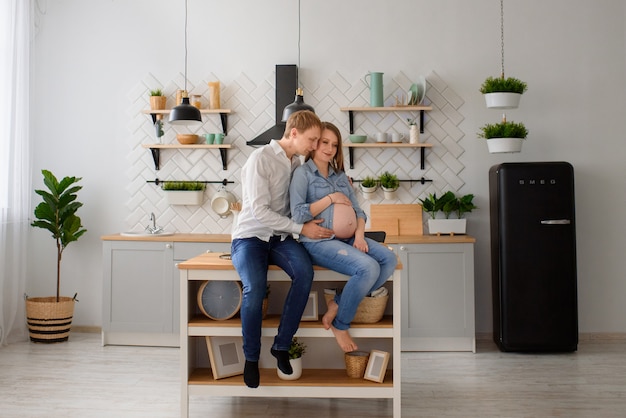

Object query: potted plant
[419,191,476,235]
[162,181,206,205]
[28,170,87,343]
[149,88,167,113]
[480,76,527,109]
[378,171,399,200]
[277,337,307,380]
[154,119,164,144]
[478,117,528,154]
[360,175,378,199]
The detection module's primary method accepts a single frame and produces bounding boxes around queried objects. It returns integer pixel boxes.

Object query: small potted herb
[378,171,399,200]
[480,76,527,109]
[277,337,307,380]
[161,181,206,205]
[149,88,167,112]
[360,175,378,199]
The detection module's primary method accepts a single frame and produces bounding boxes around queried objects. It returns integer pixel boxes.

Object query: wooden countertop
[101,233,232,242]
[102,233,474,244]
[178,251,404,271]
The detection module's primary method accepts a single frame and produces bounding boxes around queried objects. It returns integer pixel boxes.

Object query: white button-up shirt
[231,140,303,241]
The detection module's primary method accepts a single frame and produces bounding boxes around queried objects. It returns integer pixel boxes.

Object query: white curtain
[0,0,33,346]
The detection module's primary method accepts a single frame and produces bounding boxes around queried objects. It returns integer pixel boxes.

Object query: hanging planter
[162,181,206,205]
[478,117,528,154]
[378,171,399,201]
[486,137,524,153]
[480,77,527,109]
[479,1,528,110]
[360,176,378,200]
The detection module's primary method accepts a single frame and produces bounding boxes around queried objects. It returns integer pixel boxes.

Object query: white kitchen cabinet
[392,241,476,352]
[101,236,230,347]
[178,252,402,418]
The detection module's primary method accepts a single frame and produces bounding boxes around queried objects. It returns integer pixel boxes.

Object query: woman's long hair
[310,121,344,172]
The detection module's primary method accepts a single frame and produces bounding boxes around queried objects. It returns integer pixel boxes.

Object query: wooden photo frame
[205,336,245,379]
[301,291,318,321]
[363,349,390,383]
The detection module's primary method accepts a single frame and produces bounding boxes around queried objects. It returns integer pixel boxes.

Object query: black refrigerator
[489,162,578,352]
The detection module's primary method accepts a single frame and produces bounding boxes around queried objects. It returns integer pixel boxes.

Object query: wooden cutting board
[370,204,423,236]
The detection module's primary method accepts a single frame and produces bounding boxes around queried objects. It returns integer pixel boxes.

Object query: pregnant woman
[290,121,397,352]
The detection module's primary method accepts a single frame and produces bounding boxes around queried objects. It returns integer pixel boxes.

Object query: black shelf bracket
[220,113,228,134]
[420,147,426,170]
[219,148,228,170]
[419,110,425,134]
[348,147,355,169]
[150,148,161,170]
[348,111,355,134]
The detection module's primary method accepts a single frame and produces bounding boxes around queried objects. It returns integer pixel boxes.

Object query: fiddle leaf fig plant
[31,170,87,301]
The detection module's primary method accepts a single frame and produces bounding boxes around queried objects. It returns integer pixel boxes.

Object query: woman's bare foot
[330,326,358,352]
[322,300,338,330]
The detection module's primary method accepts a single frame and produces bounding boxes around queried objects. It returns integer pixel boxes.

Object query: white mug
[391,133,405,143]
[375,132,388,143]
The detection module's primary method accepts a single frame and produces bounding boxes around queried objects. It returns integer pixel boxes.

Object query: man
[231,110,334,388]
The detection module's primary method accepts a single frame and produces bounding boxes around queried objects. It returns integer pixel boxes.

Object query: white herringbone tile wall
[126,71,466,233]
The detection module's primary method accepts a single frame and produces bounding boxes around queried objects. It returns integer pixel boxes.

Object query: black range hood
[246,64,298,147]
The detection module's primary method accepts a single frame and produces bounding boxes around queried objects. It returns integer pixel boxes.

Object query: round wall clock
[197,281,242,320]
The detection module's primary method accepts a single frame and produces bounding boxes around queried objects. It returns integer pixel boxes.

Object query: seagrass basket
[345,351,370,378]
[25,296,75,343]
[324,293,388,324]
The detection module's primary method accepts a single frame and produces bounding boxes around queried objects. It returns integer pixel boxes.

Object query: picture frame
[205,336,245,379]
[301,291,318,321]
[363,349,390,383]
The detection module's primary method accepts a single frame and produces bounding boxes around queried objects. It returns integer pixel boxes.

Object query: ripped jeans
[302,237,397,330]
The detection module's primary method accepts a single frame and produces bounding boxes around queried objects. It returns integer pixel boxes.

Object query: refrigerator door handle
[540,219,571,225]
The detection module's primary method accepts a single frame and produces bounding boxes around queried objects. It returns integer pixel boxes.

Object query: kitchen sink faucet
[146,212,164,234]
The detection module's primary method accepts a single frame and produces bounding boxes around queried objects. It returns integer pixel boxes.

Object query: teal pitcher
[364,72,384,107]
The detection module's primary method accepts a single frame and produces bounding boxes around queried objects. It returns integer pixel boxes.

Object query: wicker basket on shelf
[344,351,370,378]
[324,292,388,324]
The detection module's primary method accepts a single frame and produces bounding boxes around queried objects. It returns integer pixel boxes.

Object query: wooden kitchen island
[178,252,402,418]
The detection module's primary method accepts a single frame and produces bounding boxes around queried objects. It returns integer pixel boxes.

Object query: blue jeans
[231,236,314,361]
[302,237,397,330]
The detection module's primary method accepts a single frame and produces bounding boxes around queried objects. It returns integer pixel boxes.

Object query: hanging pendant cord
[297,0,301,88]
[500,0,505,79]
[184,0,189,92]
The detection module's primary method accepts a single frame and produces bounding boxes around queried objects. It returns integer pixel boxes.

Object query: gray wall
[28,0,626,335]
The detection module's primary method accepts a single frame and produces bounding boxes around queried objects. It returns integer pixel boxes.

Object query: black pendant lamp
[169,0,202,126]
[280,0,314,122]
[281,88,314,122]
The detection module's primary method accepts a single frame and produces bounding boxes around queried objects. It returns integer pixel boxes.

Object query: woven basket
[324,293,388,324]
[25,296,75,343]
[345,351,370,378]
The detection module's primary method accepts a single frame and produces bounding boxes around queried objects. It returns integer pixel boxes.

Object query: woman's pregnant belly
[332,204,357,239]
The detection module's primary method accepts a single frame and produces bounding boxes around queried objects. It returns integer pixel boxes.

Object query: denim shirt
[290,159,366,242]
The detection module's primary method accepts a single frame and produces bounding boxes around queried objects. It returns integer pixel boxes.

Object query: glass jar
[190,94,202,109]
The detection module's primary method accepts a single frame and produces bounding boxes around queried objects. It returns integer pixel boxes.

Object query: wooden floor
[1,332,626,417]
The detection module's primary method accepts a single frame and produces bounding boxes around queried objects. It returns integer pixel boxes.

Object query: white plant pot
[382,187,398,200]
[486,137,524,154]
[427,219,467,235]
[484,92,522,109]
[360,184,378,200]
[277,357,303,380]
[164,190,204,205]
